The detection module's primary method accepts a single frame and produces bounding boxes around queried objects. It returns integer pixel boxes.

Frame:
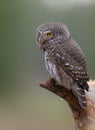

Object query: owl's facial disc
[37,30,53,44]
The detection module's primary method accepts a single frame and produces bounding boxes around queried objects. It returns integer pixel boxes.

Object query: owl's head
[36,23,70,50]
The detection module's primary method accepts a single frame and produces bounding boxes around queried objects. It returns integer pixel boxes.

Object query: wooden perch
[39,78,95,130]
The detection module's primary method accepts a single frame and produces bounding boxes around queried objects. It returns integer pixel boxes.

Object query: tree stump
[39,78,95,130]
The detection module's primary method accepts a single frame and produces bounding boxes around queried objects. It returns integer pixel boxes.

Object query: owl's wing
[51,44,89,90]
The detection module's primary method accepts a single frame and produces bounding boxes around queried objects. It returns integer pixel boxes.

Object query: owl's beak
[39,37,45,44]
[37,31,46,44]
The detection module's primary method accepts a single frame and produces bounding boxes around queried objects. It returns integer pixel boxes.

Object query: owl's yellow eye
[46,32,53,37]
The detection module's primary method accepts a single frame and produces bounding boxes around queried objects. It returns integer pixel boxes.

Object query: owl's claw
[50,78,56,85]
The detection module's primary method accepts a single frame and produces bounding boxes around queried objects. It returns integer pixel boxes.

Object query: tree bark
[39,78,95,130]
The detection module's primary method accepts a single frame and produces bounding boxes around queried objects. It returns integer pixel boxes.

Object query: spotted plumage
[36,22,89,109]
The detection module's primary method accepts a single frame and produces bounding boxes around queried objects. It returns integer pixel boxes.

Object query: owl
[36,23,89,109]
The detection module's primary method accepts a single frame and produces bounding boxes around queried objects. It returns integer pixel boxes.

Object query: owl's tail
[72,84,87,109]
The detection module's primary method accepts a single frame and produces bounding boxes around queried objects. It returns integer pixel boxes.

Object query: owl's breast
[45,51,62,85]
[44,51,74,89]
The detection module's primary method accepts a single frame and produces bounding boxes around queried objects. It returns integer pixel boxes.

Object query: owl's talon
[50,78,60,86]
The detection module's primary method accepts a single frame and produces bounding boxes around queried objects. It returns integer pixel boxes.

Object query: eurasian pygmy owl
[36,23,89,109]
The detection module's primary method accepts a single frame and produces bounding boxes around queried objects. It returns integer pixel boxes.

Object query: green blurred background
[0,0,95,129]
